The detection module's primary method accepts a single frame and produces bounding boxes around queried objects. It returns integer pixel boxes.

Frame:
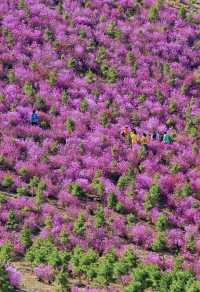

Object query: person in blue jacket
[31,110,39,126]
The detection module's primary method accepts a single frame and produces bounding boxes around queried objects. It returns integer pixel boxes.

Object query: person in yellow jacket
[130,129,139,148]
[140,132,149,150]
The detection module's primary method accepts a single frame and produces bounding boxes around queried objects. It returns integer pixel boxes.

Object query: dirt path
[13,261,55,292]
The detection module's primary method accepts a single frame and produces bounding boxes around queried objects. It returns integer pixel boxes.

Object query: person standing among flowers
[140,132,149,151]
[121,126,130,145]
[130,128,139,148]
[31,110,39,126]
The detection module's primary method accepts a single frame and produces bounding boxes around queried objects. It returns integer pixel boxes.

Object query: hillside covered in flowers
[0,0,200,291]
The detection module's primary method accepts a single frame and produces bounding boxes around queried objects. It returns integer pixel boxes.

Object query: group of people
[121,126,172,150]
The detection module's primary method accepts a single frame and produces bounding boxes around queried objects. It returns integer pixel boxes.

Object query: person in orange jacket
[121,126,130,145]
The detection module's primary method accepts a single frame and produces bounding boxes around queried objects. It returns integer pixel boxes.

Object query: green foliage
[159,266,195,292]
[106,21,121,39]
[79,28,86,39]
[55,268,70,292]
[99,111,109,127]
[170,163,181,175]
[43,28,54,42]
[148,6,158,22]
[2,175,13,188]
[168,100,177,114]
[73,213,86,235]
[115,202,125,214]
[177,182,192,197]
[48,71,57,87]
[61,90,69,105]
[71,246,98,279]
[23,81,35,97]
[25,238,63,267]
[85,69,96,83]
[179,5,187,19]
[20,228,32,248]
[68,183,85,198]
[187,234,196,253]
[156,89,164,103]
[0,265,11,292]
[113,249,137,278]
[35,95,46,111]
[125,264,161,292]
[117,174,131,189]
[127,213,136,225]
[144,184,160,210]
[138,94,146,103]
[67,57,76,68]
[96,46,106,63]
[95,249,117,285]
[151,232,166,252]
[100,64,118,83]
[107,192,117,209]
[19,167,28,177]
[156,214,168,231]
[79,98,88,113]
[0,242,12,264]
[18,0,26,9]
[94,205,105,227]
[65,118,75,133]
[7,210,18,230]
[91,177,105,197]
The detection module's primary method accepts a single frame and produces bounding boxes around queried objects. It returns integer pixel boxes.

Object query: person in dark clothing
[151,131,159,141]
[31,110,39,126]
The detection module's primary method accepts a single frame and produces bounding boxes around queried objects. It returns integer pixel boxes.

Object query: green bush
[117,174,130,189]
[7,69,15,83]
[179,5,187,19]
[107,192,117,209]
[94,205,105,227]
[0,241,12,264]
[55,268,70,292]
[91,178,105,197]
[99,111,109,127]
[48,71,57,86]
[148,6,158,22]
[61,90,69,105]
[151,232,166,252]
[0,265,11,292]
[25,238,62,267]
[73,213,86,235]
[7,210,18,230]
[68,183,85,198]
[95,249,117,285]
[125,264,161,291]
[65,118,75,133]
[106,21,121,39]
[127,213,136,225]
[144,184,160,210]
[20,228,32,248]
[168,100,177,113]
[156,214,168,231]
[2,176,13,188]
[35,95,46,111]
[79,99,88,113]
[113,249,137,278]
[23,81,35,97]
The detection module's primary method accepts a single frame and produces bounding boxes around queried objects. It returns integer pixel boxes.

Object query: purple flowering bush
[0,0,200,290]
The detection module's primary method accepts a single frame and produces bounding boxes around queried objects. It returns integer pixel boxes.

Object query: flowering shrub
[0,0,200,290]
